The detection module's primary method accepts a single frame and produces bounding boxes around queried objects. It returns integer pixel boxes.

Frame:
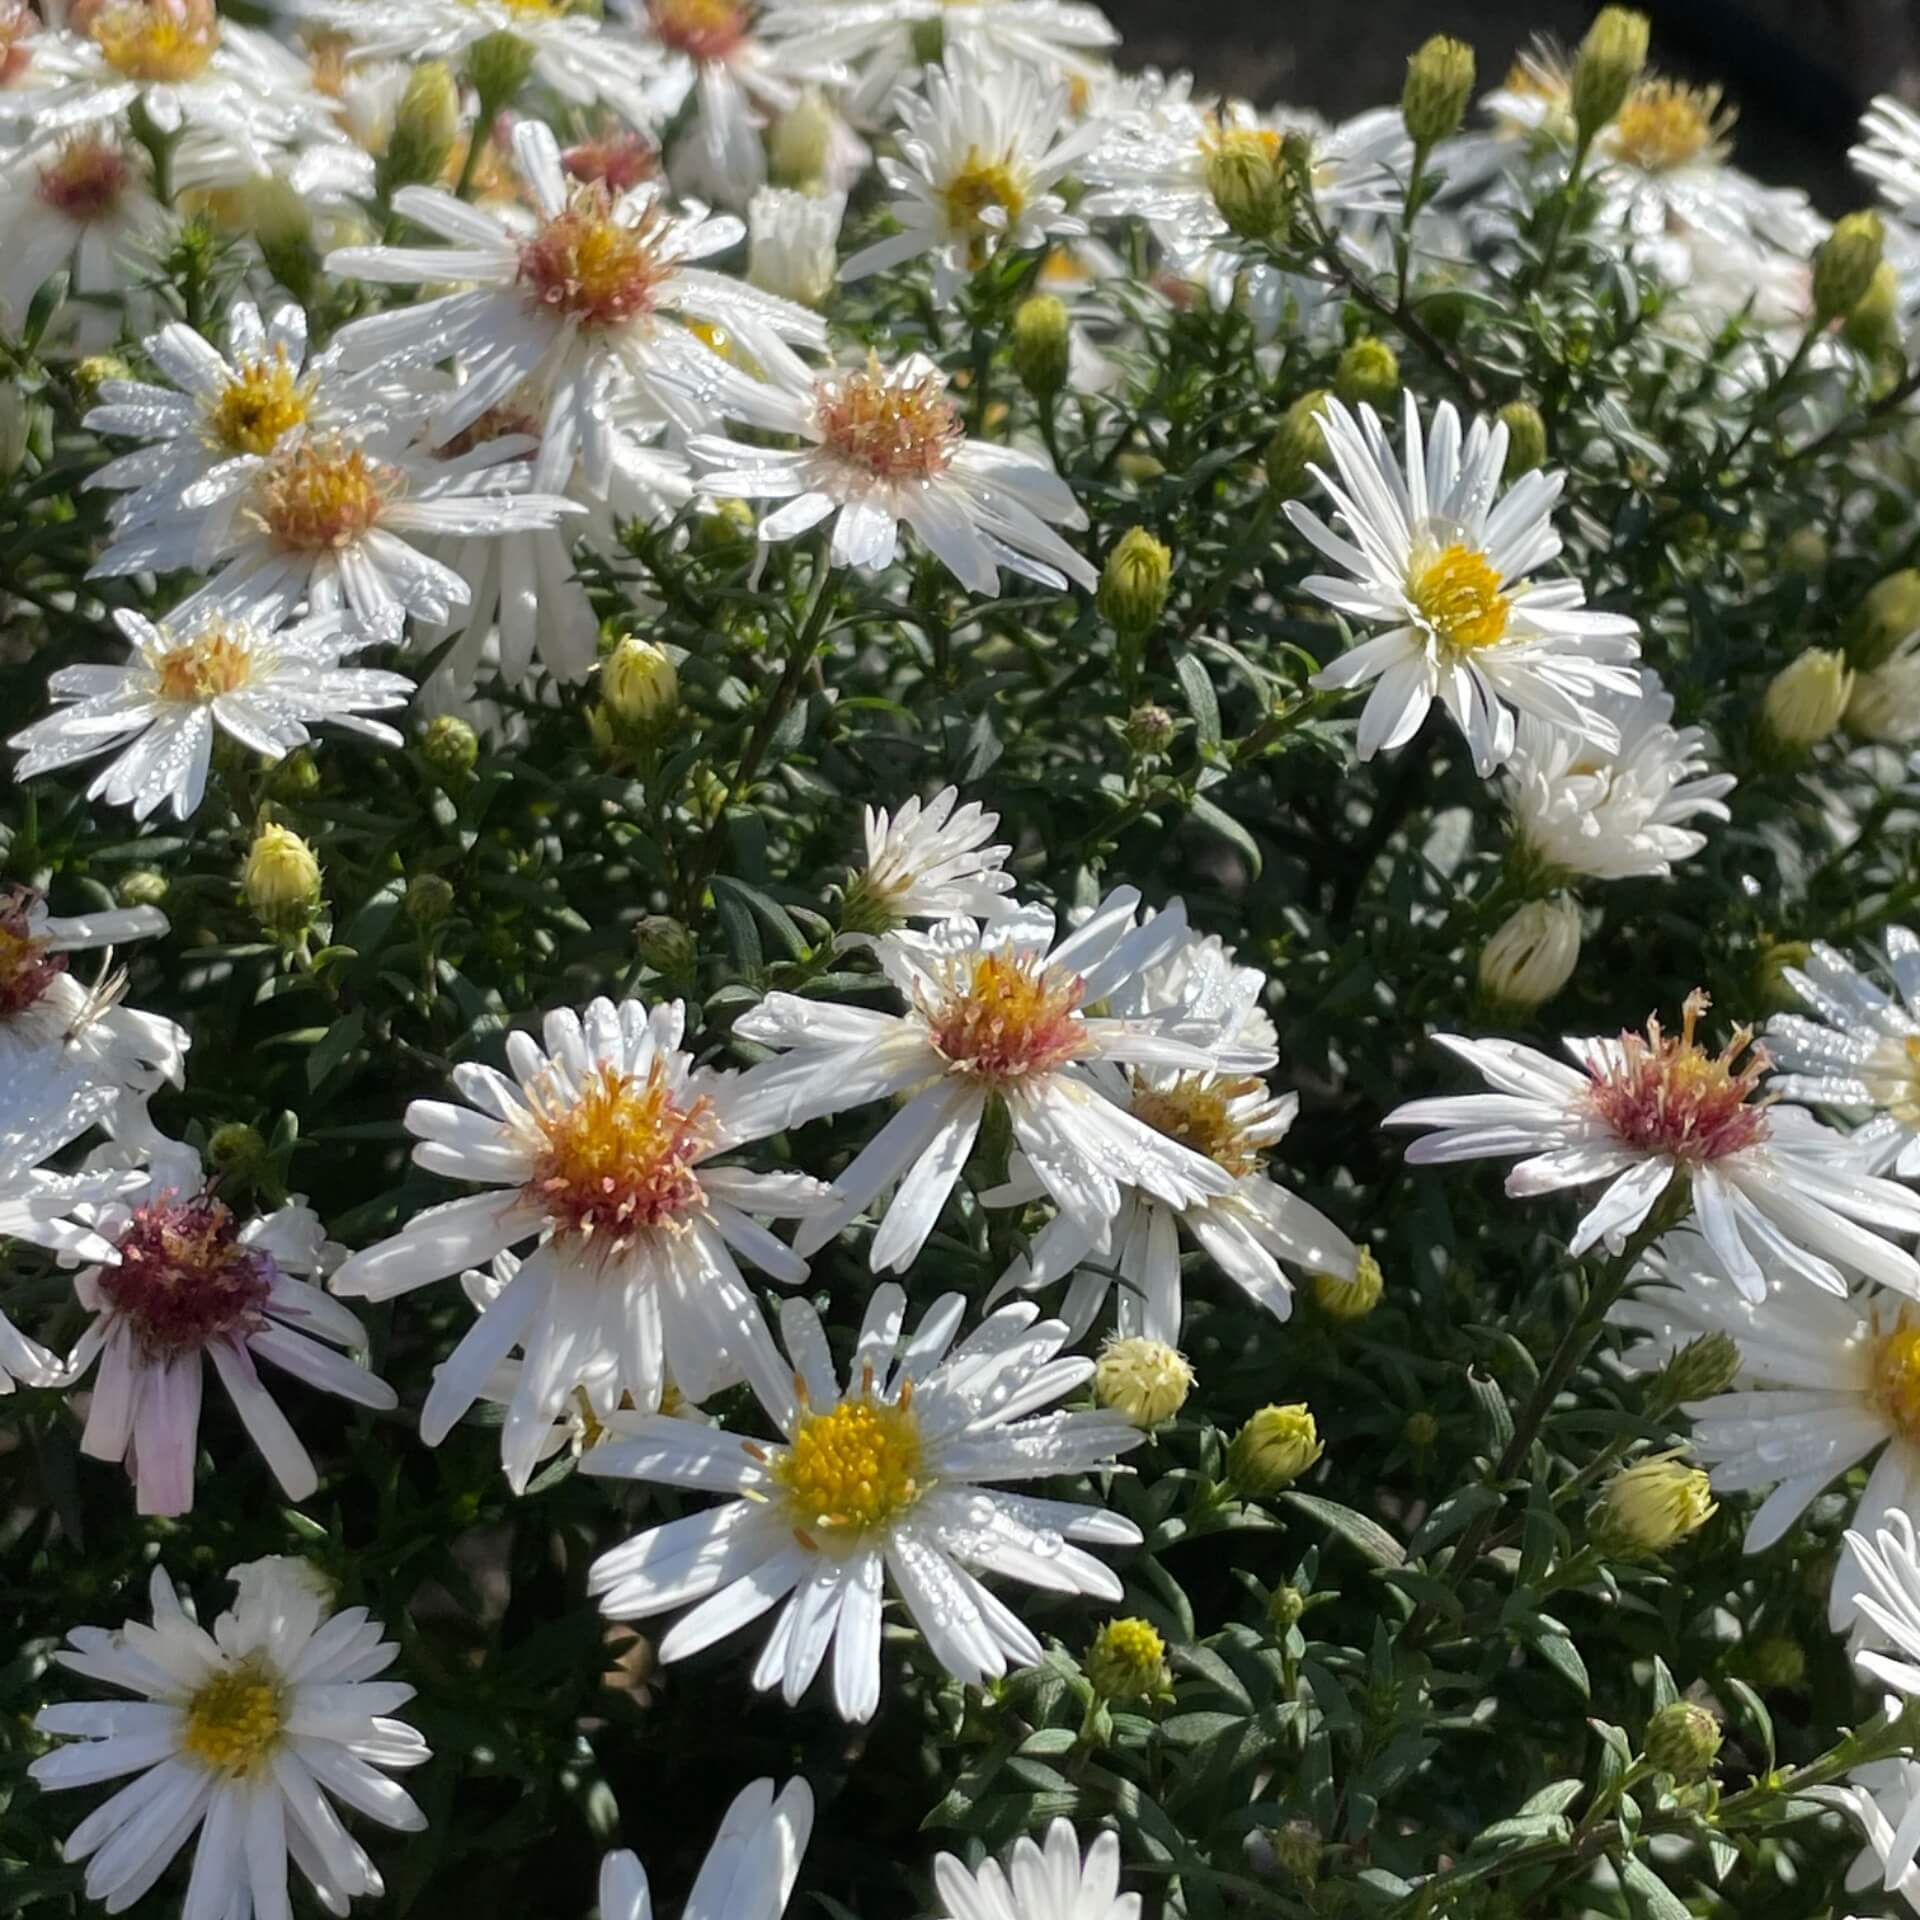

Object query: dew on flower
[814,357,963,481]
[517,187,674,328]
[919,948,1087,1080]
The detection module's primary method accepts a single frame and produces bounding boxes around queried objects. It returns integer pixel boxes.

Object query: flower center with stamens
[1585,988,1771,1162]
[36,137,130,221]
[1851,1034,1920,1129]
[922,948,1087,1081]
[90,0,216,80]
[649,0,749,59]
[1611,80,1724,173]
[563,130,659,194]
[0,890,66,1021]
[1873,1312,1920,1445]
[773,1380,924,1545]
[206,349,311,456]
[517,186,672,329]
[941,148,1026,240]
[258,438,390,550]
[0,0,38,82]
[98,1192,276,1356]
[1130,1073,1267,1177]
[815,357,962,483]
[1408,542,1511,653]
[527,1060,711,1242]
[150,622,254,703]
[181,1660,284,1776]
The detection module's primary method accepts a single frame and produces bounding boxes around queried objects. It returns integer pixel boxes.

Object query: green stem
[1526,129,1595,295]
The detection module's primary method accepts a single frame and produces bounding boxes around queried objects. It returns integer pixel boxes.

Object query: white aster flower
[1815,1755,1920,1912]
[1387,990,1920,1300]
[11,603,412,823]
[1769,930,1920,1177]
[330,995,832,1493]
[934,1820,1140,1920]
[1849,1511,1920,1703]
[1856,95,1920,221]
[687,348,1095,593]
[1287,393,1643,775]
[585,1286,1143,1721]
[842,784,1015,932]
[63,1137,397,1517]
[29,1557,429,1918]
[747,184,844,307]
[1503,672,1735,881]
[1849,628,1920,745]
[736,890,1240,1273]
[839,47,1094,305]
[598,1776,812,1920]
[324,120,826,471]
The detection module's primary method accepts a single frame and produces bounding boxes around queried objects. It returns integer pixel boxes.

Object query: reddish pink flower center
[527,1060,712,1243]
[37,136,130,221]
[648,0,749,58]
[99,1192,275,1355]
[562,129,660,195]
[1585,989,1770,1163]
[921,949,1087,1082]
[516,186,672,330]
[816,358,962,482]
[0,889,66,1020]
[0,0,38,83]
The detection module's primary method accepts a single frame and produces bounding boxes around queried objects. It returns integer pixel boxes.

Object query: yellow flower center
[920,948,1086,1081]
[816,355,962,483]
[527,1060,711,1244]
[1873,1314,1920,1445]
[258,438,390,550]
[1408,541,1511,653]
[1611,80,1724,173]
[1854,1034,1920,1128]
[180,1662,283,1776]
[648,0,748,58]
[151,623,254,703]
[518,187,672,329]
[1129,1073,1266,1177]
[36,136,130,221]
[206,350,311,457]
[90,0,217,80]
[941,148,1026,240]
[773,1377,925,1546]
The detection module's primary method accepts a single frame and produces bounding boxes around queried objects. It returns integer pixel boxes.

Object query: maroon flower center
[562,130,660,196]
[0,889,66,1020]
[99,1191,275,1355]
[1585,988,1771,1163]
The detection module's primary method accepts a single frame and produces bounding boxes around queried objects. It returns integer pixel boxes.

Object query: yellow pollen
[1408,542,1511,653]
[649,0,748,57]
[941,148,1026,243]
[1199,122,1283,164]
[180,1663,283,1776]
[472,0,568,14]
[206,350,311,456]
[922,948,1086,1081]
[816,355,962,482]
[1611,80,1726,173]
[1130,1073,1266,1176]
[258,438,389,551]
[518,188,671,329]
[90,0,217,80]
[528,1060,710,1242]
[1873,1313,1920,1445]
[774,1386,924,1544]
[151,624,253,703]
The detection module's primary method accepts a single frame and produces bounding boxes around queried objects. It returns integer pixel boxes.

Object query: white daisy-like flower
[746,184,844,308]
[934,1820,1140,1920]
[585,1285,1143,1722]
[11,603,412,823]
[840,784,1015,932]
[1849,629,1920,746]
[1769,931,1920,1178]
[1856,95,1920,221]
[29,1557,429,1918]
[1287,393,1643,775]
[324,120,826,471]
[1814,1756,1920,1912]
[329,995,833,1493]
[62,1137,397,1518]
[1848,1511,1920,1699]
[838,46,1094,306]
[598,1776,813,1920]
[1503,672,1735,882]
[1614,1228,1920,1628]
[1387,990,1920,1300]
[735,891,1241,1274]
[686,348,1095,593]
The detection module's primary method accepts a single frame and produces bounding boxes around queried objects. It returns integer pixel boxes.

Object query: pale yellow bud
[1227,1403,1322,1495]
[1312,1246,1382,1321]
[766,88,837,188]
[1093,1336,1194,1427]
[243,823,323,932]
[1402,35,1475,148]
[1572,7,1650,141]
[1813,211,1886,324]
[1594,1451,1715,1555]
[1763,647,1853,749]
[1085,1617,1169,1701]
[1478,896,1581,1012]
[1205,128,1289,241]
[601,636,679,730]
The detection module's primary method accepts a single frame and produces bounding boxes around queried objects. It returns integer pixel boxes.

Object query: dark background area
[1103,0,1920,209]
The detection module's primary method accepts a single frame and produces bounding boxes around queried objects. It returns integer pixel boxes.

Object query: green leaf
[1620,1854,1692,1920]
[1186,793,1263,878]
[1280,1491,1405,1567]
[1173,649,1221,752]
[305,1006,366,1093]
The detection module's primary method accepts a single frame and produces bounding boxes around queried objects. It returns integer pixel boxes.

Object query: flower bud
[766,87,837,188]
[1763,647,1853,750]
[1652,1329,1741,1409]
[421,713,479,779]
[1093,1335,1195,1427]
[1478,896,1581,1013]
[243,823,323,934]
[1643,1700,1721,1780]
[1270,1819,1321,1886]
[117,867,169,910]
[1813,212,1886,324]
[1123,703,1178,756]
[1402,34,1475,148]
[72,355,131,404]
[907,12,944,65]
[1267,1583,1306,1631]
[1847,568,1920,672]
[1780,526,1828,578]
[1741,1633,1807,1690]
[1227,1404,1322,1495]
[267,746,322,800]
[636,913,697,983]
[0,378,30,478]
[1571,7,1650,142]
[1594,1451,1715,1556]
[379,61,461,196]
[1011,293,1072,399]
[1847,667,1920,743]
[1085,1617,1169,1702]
[207,1121,268,1180]
[1204,128,1289,242]
[746,185,841,309]
[405,873,456,929]
[692,497,757,557]
[1844,259,1902,355]
[1497,399,1547,479]
[1335,337,1399,409]
[1312,1246,1382,1321]
[1265,389,1329,498]
[601,636,679,737]
[1098,527,1173,639]
[464,26,534,108]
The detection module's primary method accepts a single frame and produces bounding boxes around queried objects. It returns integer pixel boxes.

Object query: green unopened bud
[1643,1700,1721,1780]
[243,823,323,934]
[1847,568,1920,671]
[1266,389,1329,498]
[267,747,322,801]
[1813,212,1886,324]
[1754,935,1813,1010]
[1741,1633,1807,1690]
[117,867,169,911]
[1098,527,1173,639]
[1594,1451,1716,1556]
[1653,1330,1741,1410]
[1270,1819,1321,1887]
[1335,336,1400,408]
[1093,1335,1194,1428]
[766,87,837,188]
[600,636,679,742]
[1479,896,1581,1013]
[0,379,30,479]
[421,713,479,779]
[692,497,757,557]
[1312,1246,1382,1321]
[72,355,131,404]
[908,12,944,65]
[246,175,319,302]
[405,873,456,929]
[1402,34,1475,148]
[1205,128,1289,242]
[1497,399,1548,478]
[636,913,696,984]
[1123,703,1179,756]
[1011,293,1072,399]
[207,1121,268,1179]
[1227,1404,1322,1495]
[1267,1584,1306,1631]
[379,61,461,196]
[1404,1408,1440,1447]
[1085,1617,1169,1702]
[1781,526,1829,578]
[1763,647,1854,750]
[1844,259,1903,355]
[1572,7,1650,141]
[464,27,534,109]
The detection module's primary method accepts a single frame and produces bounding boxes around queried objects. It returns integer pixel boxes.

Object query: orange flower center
[1586,989,1771,1163]
[526,1060,711,1242]
[258,438,390,550]
[151,623,254,702]
[920,948,1086,1082]
[1130,1073,1266,1176]
[517,186,672,329]
[90,0,217,80]
[1611,80,1726,173]
[648,0,749,60]
[816,357,962,482]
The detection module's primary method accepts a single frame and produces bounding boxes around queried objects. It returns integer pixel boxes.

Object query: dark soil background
[1104,0,1920,210]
